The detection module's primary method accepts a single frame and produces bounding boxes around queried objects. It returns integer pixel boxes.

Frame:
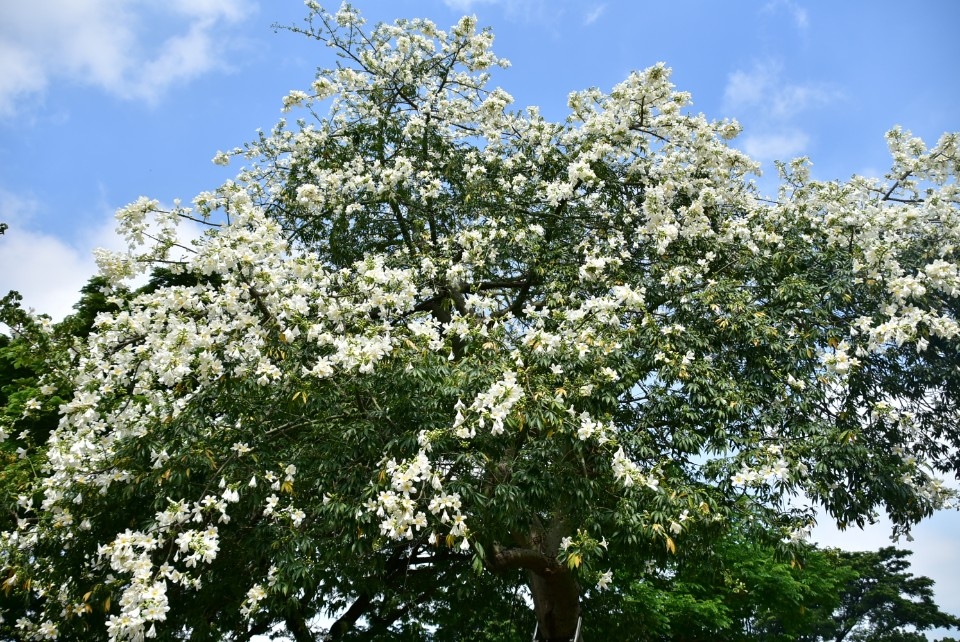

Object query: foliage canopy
[2,4,959,640]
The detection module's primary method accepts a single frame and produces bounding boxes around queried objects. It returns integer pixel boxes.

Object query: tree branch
[487,545,558,575]
[284,608,317,642]
[327,594,373,641]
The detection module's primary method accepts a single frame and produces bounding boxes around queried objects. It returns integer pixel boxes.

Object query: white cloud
[0,227,98,322]
[0,40,48,110]
[442,0,499,11]
[169,0,249,22]
[724,62,779,111]
[441,0,553,23]
[741,130,809,162]
[0,0,253,117]
[769,83,840,120]
[0,190,100,320]
[722,60,841,164]
[0,189,207,322]
[725,60,838,117]
[584,4,606,26]
[763,0,809,31]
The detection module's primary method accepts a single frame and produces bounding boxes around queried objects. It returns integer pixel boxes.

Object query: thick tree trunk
[488,517,582,641]
[528,565,582,641]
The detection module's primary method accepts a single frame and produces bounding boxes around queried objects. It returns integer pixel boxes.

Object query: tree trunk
[488,516,582,641]
[528,565,582,641]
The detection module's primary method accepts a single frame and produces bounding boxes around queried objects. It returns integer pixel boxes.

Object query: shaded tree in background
[812,547,960,642]
[2,4,959,641]
[577,521,855,641]
[580,536,960,642]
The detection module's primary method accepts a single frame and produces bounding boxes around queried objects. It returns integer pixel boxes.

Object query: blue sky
[2,0,959,632]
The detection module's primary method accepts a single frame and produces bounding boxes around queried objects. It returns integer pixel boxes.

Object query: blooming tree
[2,4,959,640]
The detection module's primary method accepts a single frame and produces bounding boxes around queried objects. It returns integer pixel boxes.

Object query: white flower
[289,509,306,527]
[596,570,613,590]
[264,495,279,517]
[281,90,310,111]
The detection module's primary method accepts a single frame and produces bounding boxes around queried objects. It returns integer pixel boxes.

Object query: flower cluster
[454,371,524,438]
[731,444,792,488]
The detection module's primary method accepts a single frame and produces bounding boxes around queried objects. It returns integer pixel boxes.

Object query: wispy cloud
[0,187,206,321]
[741,131,809,161]
[763,0,809,31]
[583,4,606,26]
[441,0,554,24]
[442,0,499,12]
[722,60,841,164]
[768,83,840,120]
[724,61,840,118]
[0,0,253,117]
[0,189,100,320]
